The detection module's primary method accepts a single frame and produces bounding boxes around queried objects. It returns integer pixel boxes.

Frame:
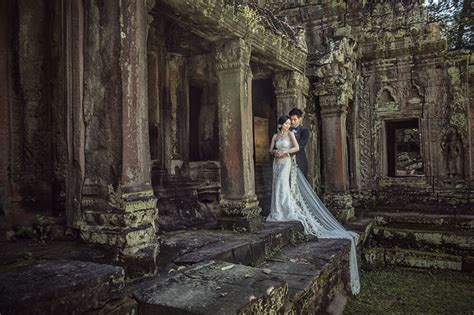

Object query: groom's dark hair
[289,108,303,118]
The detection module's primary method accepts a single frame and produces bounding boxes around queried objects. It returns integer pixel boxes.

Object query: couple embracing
[267,108,361,295]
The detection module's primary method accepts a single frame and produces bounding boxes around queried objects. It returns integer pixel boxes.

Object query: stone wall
[273,0,472,215]
[1,0,66,226]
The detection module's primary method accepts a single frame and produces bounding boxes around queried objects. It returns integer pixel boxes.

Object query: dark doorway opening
[189,85,203,161]
[386,119,424,177]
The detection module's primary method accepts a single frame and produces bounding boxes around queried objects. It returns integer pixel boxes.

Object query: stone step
[133,260,288,315]
[372,203,473,215]
[159,221,305,269]
[372,211,474,230]
[260,238,352,314]
[132,238,353,315]
[344,217,375,247]
[0,260,127,314]
[371,226,474,256]
[362,247,473,272]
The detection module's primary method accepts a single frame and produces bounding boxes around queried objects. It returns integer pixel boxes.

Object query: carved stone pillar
[319,95,354,222]
[215,38,262,231]
[79,0,158,277]
[273,71,309,115]
[310,36,357,222]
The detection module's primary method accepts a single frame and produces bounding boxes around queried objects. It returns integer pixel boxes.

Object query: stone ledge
[372,211,474,230]
[159,221,305,268]
[261,239,351,314]
[363,247,464,271]
[371,226,474,256]
[133,260,288,315]
[0,260,125,314]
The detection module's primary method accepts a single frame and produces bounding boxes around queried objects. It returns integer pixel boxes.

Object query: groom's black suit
[290,125,309,179]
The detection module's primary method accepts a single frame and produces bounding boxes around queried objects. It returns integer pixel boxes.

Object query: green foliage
[426,0,473,50]
[13,214,55,242]
[345,268,474,314]
[15,226,35,239]
[35,215,55,242]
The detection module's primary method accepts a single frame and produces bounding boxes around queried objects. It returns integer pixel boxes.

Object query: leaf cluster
[426,0,473,50]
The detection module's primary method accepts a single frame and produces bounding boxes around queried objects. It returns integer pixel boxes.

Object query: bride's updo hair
[278,115,290,131]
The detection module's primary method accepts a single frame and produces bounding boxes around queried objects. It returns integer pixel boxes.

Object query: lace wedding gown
[267,138,361,295]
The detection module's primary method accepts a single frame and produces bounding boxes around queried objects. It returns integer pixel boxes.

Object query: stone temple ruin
[0,0,472,313]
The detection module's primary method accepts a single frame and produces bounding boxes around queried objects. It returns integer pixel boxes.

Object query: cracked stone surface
[133,260,288,315]
[0,260,125,314]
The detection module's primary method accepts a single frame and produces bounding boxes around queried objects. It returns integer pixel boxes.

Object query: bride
[267,115,360,295]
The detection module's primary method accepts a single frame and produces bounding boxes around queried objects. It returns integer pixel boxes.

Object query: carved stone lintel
[215,38,251,72]
[274,71,309,94]
[273,71,309,114]
[320,94,348,116]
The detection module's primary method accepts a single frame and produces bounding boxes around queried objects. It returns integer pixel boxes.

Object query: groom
[289,108,309,179]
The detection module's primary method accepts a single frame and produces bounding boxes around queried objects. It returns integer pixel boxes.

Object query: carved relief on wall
[354,76,373,188]
[215,39,251,72]
[441,127,464,181]
[375,86,398,113]
[407,85,424,108]
[446,65,468,143]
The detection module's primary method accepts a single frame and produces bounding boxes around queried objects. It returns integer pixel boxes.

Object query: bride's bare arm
[284,132,300,154]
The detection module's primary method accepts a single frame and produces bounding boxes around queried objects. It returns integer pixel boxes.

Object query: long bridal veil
[289,157,361,295]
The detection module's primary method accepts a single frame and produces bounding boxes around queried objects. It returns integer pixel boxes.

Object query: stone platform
[132,238,352,314]
[130,221,357,314]
[0,221,364,314]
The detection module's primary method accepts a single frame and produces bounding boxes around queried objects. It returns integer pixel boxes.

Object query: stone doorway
[252,78,277,215]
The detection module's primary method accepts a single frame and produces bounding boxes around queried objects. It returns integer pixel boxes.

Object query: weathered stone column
[310,36,357,222]
[79,0,158,277]
[215,38,262,231]
[273,71,309,115]
[319,95,354,222]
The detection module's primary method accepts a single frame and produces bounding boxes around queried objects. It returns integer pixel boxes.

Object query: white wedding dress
[267,138,360,295]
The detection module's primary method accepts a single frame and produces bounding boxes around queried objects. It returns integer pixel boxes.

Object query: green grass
[345,268,474,315]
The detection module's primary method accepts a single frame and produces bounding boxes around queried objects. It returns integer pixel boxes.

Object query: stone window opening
[385,119,424,177]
